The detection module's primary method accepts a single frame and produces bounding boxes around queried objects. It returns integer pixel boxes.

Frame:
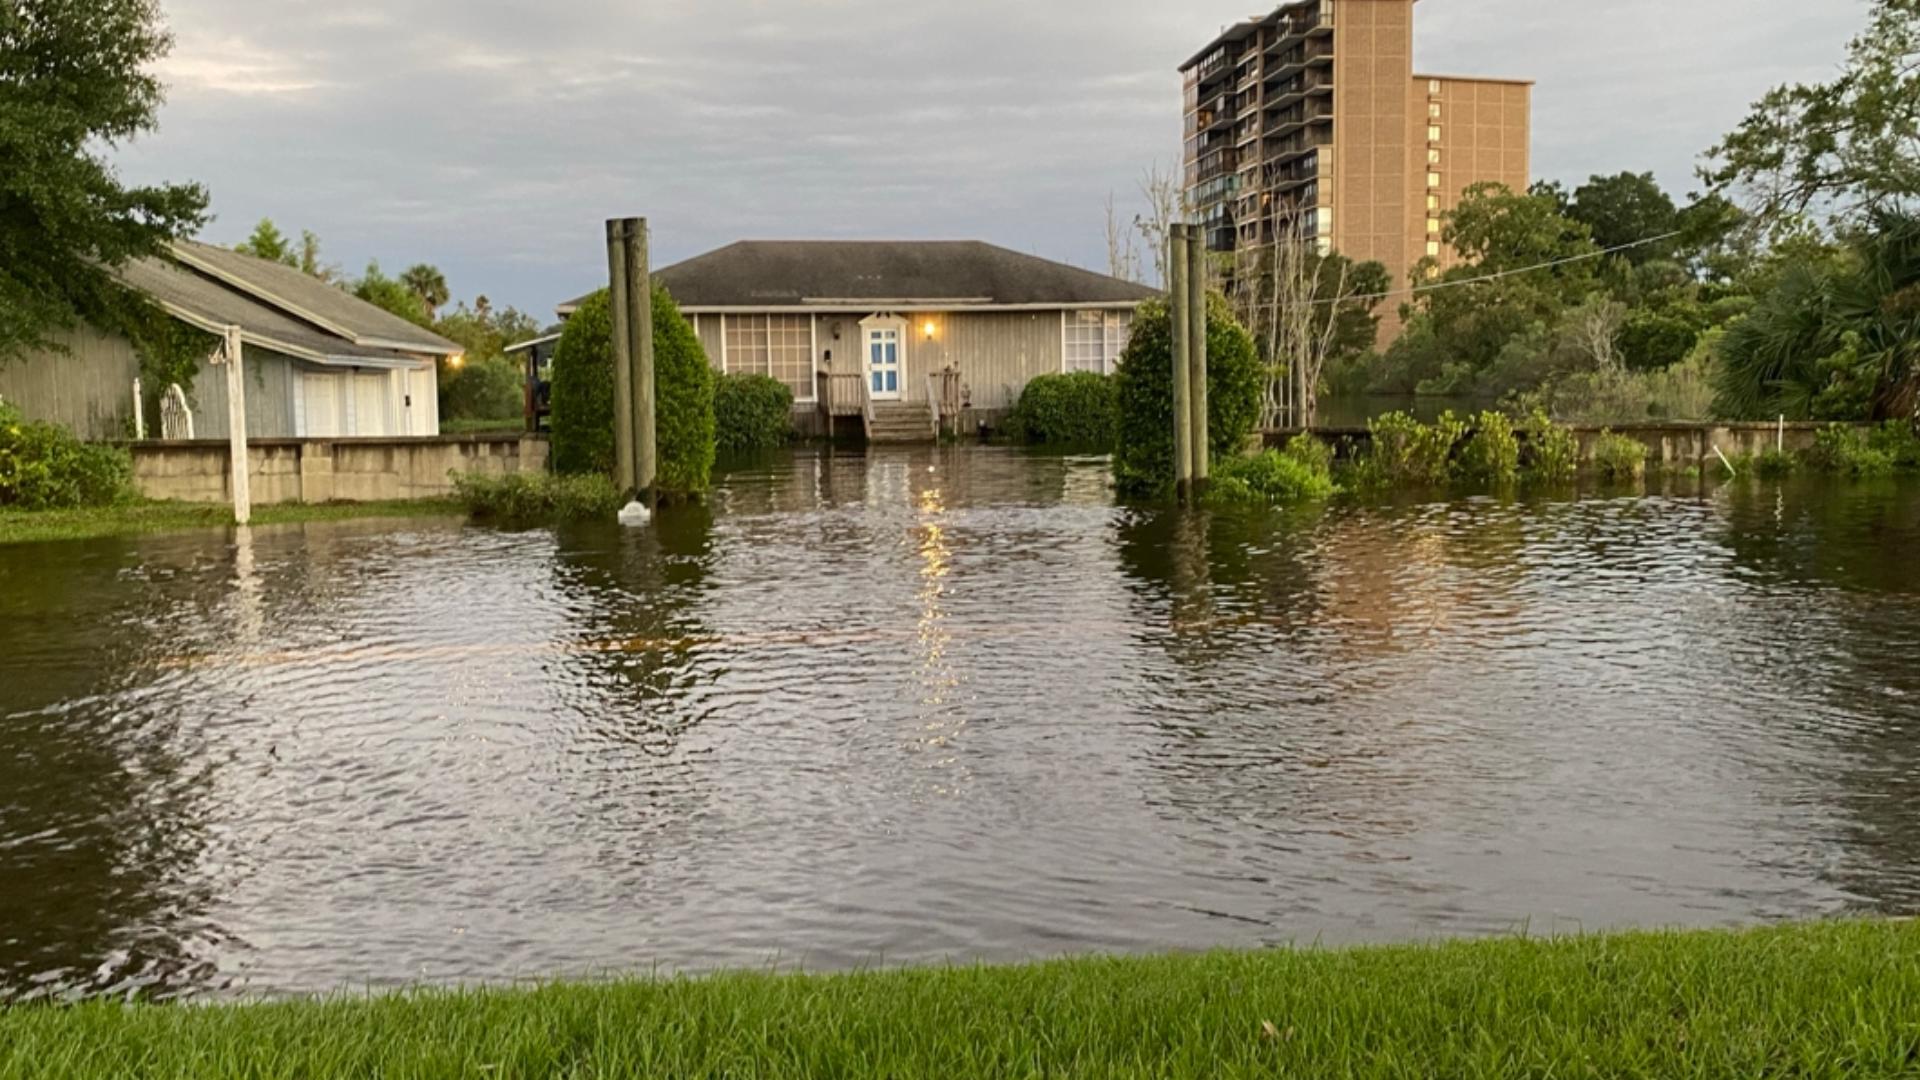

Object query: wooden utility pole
[1187,234,1209,493]
[606,220,637,495]
[221,325,251,525]
[626,219,656,497]
[1170,225,1194,503]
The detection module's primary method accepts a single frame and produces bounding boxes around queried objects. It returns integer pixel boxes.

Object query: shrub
[1006,371,1117,447]
[1753,448,1797,478]
[1456,410,1520,483]
[1590,430,1649,481]
[1280,432,1334,476]
[1206,449,1336,507]
[452,472,625,523]
[1804,422,1920,476]
[1359,410,1466,486]
[713,373,794,453]
[1112,295,1264,498]
[1520,409,1578,483]
[439,355,524,422]
[0,401,132,509]
[549,287,716,499]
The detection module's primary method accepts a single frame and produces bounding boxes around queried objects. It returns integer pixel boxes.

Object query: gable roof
[168,241,461,356]
[560,240,1159,315]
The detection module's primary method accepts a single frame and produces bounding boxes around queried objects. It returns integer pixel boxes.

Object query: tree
[400,263,450,319]
[352,262,430,327]
[0,0,209,363]
[296,230,336,282]
[1566,172,1681,263]
[1704,0,1920,231]
[235,219,296,265]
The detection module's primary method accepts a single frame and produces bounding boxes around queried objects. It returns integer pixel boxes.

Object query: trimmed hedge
[452,472,625,523]
[0,400,132,509]
[1006,371,1118,447]
[549,287,715,499]
[1111,295,1263,498]
[714,373,794,453]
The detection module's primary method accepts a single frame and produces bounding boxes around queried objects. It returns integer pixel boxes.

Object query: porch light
[448,353,465,368]
[923,321,937,340]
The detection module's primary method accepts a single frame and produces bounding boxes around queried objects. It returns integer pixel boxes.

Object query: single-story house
[551,240,1158,435]
[0,241,461,440]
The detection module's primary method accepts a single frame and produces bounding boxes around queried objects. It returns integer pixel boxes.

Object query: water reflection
[4,450,1920,1000]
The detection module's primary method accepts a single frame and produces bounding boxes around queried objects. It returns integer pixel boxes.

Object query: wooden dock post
[221,325,251,525]
[626,219,656,498]
[606,220,637,496]
[1170,225,1194,504]
[1187,232,1209,493]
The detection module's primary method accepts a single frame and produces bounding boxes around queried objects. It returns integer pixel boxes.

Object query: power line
[1297,230,1686,307]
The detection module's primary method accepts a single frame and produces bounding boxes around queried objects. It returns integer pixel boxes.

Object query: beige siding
[1331,0,1416,279]
[0,324,145,440]
[1420,76,1532,271]
[190,348,299,439]
[904,311,1066,411]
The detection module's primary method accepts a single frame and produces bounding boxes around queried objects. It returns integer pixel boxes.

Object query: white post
[222,325,252,525]
[1777,415,1786,454]
[132,378,145,439]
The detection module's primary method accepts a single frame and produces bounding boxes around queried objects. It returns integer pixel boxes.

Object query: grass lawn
[3,922,1917,1078]
[0,498,468,544]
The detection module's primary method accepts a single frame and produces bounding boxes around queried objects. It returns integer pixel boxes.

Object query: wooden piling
[1187,233,1209,492]
[627,219,656,498]
[222,325,251,525]
[606,220,636,496]
[1170,225,1194,503]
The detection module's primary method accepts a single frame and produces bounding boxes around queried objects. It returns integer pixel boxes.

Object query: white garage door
[300,371,346,436]
[353,371,394,436]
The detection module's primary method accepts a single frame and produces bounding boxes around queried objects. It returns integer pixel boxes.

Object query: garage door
[353,371,393,436]
[300,371,346,436]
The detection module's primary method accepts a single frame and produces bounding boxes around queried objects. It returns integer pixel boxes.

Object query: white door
[301,371,345,436]
[866,326,902,401]
[401,367,437,436]
[352,372,392,436]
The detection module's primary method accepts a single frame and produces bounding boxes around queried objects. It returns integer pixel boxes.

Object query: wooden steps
[865,403,935,443]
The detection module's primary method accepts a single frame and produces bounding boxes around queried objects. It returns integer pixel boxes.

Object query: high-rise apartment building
[1180,0,1530,295]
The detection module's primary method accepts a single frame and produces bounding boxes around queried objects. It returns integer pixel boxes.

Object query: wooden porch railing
[926,369,964,438]
[820,370,872,439]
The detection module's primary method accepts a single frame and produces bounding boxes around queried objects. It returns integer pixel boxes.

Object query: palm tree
[399,264,450,320]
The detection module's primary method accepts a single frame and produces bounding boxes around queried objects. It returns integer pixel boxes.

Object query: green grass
[3,922,1917,1078]
[0,498,467,544]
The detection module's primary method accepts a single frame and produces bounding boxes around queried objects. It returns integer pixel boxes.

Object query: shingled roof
[561,240,1158,314]
[168,241,461,356]
[105,242,460,367]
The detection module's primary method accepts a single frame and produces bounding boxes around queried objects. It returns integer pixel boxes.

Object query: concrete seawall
[126,435,549,506]
[1263,421,1832,467]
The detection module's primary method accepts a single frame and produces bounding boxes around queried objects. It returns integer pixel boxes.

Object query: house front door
[865,325,902,401]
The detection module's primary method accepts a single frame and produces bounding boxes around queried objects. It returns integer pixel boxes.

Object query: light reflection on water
[2,445,1919,1001]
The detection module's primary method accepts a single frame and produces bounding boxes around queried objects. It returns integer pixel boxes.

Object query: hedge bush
[453,472,625,523]
[1207,435,1337,506]
[1804,421,1920,476]
[714,373,794,453]
[1358,410,1467,487]
[1112,295,1263,497]
[1521,409,1579,483]
[0,400,132,509]
[1456,410,1521,483]
[549,287,715,498]
[1006,371,1118,447]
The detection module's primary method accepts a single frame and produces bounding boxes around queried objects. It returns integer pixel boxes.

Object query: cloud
[114,0,1866,316]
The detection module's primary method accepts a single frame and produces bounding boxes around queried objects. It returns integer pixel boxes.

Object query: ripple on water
[3,452,1920,999]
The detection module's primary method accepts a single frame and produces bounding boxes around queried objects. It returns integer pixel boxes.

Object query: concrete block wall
[128,435,549,506]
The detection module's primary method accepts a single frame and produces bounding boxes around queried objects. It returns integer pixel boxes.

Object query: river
[2,446,1918,1001]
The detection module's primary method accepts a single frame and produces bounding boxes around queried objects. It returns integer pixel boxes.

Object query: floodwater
[3,447,1919,1001]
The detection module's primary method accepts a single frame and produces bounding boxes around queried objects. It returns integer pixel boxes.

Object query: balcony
[1267,39,1334,82]
[1266,72,1332,109]
[1268,130,1331,163]
[1268,101,1332,138]
[1266,2,1335,53]
[1267,152,1325,191]
[1195,149,1240,184]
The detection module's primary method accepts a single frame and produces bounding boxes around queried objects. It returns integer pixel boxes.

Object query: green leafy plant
[1589,430,1649,481]
[1112,296,1264,498]
[1457,410,1521,483]
[713,373,794,453]
[452,472,625,523]
[1753,448,1798,478]
[1206,448,1336,507]
[439,356,523,424]
[1803,421,1920,476]
[1006,371,1117,447]
[1360,410,1466,487]
[0,401,132,509]
[549,287,715,499]
[1520,409,1579,482]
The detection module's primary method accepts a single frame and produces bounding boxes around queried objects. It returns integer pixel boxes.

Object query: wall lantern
[922,320,937,341]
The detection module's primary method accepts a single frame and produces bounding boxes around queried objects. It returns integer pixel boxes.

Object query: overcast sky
[116,0,1867,319]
